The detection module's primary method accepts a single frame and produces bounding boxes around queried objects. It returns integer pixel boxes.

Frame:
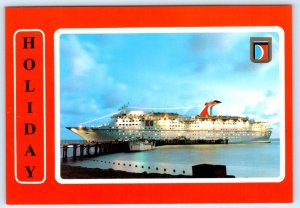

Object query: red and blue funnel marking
[254,43,269,61]
[250,37,272,63]
[199,100,221,116]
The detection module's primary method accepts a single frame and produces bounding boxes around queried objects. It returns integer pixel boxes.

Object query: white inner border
[13,29,47,184]
[54,27,285,184]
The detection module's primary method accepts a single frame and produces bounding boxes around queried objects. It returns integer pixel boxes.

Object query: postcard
[6,5,292,204]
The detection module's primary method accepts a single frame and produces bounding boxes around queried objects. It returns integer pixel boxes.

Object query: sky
[59,30,281,139]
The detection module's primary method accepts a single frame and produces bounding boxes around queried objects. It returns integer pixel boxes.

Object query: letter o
[23,58,35,70]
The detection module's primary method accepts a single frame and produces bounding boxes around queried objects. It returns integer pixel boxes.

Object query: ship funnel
[199,100,221,116]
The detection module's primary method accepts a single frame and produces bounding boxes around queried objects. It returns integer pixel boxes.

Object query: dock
[62,141,130,162]
[62,138,228,162]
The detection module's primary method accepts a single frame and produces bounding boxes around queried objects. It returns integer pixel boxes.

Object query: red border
[6,6,292,204]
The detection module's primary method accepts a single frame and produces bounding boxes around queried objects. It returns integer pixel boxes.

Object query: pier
[61,139,235,178]
[62,141,130,162]
[62,139,229,162]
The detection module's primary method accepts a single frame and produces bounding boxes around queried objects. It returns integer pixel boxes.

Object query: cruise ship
[67,100,272,144]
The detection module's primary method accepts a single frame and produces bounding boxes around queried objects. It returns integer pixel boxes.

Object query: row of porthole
[90,159,186,174]
[118,120,145,122]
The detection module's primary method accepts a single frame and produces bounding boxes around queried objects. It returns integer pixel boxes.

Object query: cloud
[242,90,281,138]
[189,32,279,76]
[61,35,102,76]
[189,33,232,54]
[60,35,128,122]
[243,90,280,119]
[99,81,128,109]
[60,98,100,115]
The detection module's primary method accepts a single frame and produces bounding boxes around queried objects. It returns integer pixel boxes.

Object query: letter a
[24,145,36,156]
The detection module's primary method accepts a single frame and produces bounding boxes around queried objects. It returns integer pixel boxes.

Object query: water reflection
[62,140,280,178]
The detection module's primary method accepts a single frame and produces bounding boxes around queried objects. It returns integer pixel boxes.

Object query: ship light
[129,110,144,115]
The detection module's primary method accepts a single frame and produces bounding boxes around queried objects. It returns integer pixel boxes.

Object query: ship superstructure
[67,100,272,144]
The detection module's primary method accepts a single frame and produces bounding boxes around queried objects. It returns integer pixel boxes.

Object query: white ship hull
[67,127,271,144]
[67,101,272,144]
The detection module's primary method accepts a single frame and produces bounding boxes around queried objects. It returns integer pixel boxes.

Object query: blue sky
[59,31,280,139]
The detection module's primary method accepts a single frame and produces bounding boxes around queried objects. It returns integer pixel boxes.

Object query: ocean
[61,139,280,178]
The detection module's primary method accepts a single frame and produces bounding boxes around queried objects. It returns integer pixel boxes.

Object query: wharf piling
[62,141,130,162]
[62,145,68,162]
[62,138,229,162]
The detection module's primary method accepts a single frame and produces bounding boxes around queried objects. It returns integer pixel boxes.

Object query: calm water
[62,140,280,178]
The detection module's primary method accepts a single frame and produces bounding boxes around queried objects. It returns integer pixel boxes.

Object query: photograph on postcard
[55,27,285,183]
